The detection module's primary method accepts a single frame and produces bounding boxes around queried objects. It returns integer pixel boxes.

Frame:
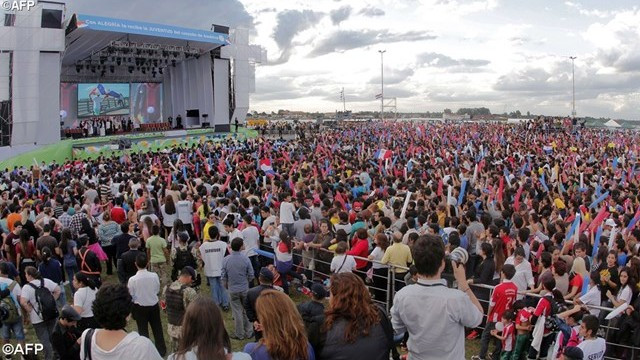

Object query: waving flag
[259,159,276,176]
[374,149,393,160]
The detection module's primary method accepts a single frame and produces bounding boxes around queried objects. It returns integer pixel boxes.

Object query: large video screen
[131,83,163,124]
[77,83,130,117]
[60,83,78,128]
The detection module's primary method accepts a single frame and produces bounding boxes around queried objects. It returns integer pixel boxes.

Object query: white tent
[604,119,622,128]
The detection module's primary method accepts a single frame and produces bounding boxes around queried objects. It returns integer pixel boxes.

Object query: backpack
[0,281,20,324]
[27,279,59,321]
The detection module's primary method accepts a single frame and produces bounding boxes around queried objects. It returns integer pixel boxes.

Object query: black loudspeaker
[0,100,10,147]
[118,137,132,150]
[186,109,200,118]
[202,122,210,128]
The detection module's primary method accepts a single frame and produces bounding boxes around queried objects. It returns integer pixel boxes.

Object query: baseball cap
[259,267,274,282]
[61,305,81,321]
[311,283,327,298]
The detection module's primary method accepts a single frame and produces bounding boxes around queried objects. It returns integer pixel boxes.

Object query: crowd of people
[0,118,637,359]
[73,116,137,138]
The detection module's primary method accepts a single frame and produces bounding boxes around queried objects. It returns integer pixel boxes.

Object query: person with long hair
[97,211,120,275]
[368,233,389,302]
[57,228,79,294]
[81,217,108,262]
[565,256,589,300]
[72,272,99,332]
[15,229,36,285]
[318,272,390,360]
[169,219,189,250]
[162,195,178,238]
[243,290,314,360]
[168,296,250,360]
[605,266,636,314]
[80,283,162,359]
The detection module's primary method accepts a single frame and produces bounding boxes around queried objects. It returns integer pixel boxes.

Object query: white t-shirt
[176,201,193,224]
[80,329,162,360]
[22,278,59,324]
[160,205,177,228]
[168,349,250,360]
[199,240,228,277]
[279,201,296,224]
[370,247,388,270]
[241,226,259,257]
[580,285,602,317]
[227,229,243,242]
[331,254,357,274]
[74,286,97,318]
[617,284,633,305]
[577,337,606,360]
[505,257,534,299]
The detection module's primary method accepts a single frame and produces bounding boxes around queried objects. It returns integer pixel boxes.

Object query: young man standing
[146,225,169,292]
[163,266,197,352]
[391,235,483,360]
[199,226,229,310]
[0,262,25,352]
[473,264,518,360]
[577,315,606,360]
[279,191,296,237]
[51,305,82,360]
[244,267,274,341]
[127,254,166,357]
[222,238,254,340]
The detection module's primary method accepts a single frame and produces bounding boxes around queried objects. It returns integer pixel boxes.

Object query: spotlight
[116,57,121,66]
[195,54,200,59]
[128,66,133,74]
[158,68,163,75]
[171,59,176,67]
[75,65,81,73]
[141,67,146,74]
[110,65,115,73]
[91,66,96,73]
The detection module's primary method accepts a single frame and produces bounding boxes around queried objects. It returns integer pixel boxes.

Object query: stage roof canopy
[63,14,230,66]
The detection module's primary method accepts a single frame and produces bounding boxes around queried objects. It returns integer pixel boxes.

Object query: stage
[0,127,257,169]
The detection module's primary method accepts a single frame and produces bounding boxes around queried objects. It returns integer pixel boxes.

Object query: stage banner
[76,14,230,45]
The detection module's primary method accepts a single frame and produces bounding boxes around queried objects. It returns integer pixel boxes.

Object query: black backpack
[28,279,59,321]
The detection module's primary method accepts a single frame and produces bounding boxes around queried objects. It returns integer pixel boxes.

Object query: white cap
[605,219,616,227]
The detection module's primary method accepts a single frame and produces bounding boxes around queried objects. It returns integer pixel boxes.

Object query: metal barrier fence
[258,243,640,360]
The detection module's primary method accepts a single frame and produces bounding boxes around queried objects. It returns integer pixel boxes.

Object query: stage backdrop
[131,83,163,124]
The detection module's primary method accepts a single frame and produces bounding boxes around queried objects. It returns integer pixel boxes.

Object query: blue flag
[458,180,467,206]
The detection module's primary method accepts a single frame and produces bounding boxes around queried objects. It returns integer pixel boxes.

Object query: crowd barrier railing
[256,242,640,360]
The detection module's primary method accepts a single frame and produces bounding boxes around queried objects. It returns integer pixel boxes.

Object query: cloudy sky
[66,0,640,119]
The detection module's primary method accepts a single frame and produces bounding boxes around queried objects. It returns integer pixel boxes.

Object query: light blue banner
[77,14,230,45]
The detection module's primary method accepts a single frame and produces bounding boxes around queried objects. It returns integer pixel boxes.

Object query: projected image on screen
[77,83,130,117]
[60,83,78,128]
[131,83,163,124]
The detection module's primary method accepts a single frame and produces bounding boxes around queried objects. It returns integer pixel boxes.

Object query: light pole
[379,49,386,121]
[569,56,576,118]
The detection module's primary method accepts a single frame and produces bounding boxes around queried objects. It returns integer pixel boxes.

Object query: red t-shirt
[347,239,369,269]
[569,273,583,291]
[534,295,553,334]
[502,322,516,351]
[489,281,518,322]
[516,308,532,327]
[110,207,126,224]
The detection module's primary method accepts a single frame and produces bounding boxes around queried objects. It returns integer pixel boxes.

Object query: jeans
[132,303,167,357]
[56,281,66,310]
[248,255,260,284]
[65,265,78,294]
[230,291,253,339]
[282,223,295,237]
[33,319,56,360]
[103,245,117,275]
[207,276,229,308]
[1,317,25,341]
[479,321,502,359]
